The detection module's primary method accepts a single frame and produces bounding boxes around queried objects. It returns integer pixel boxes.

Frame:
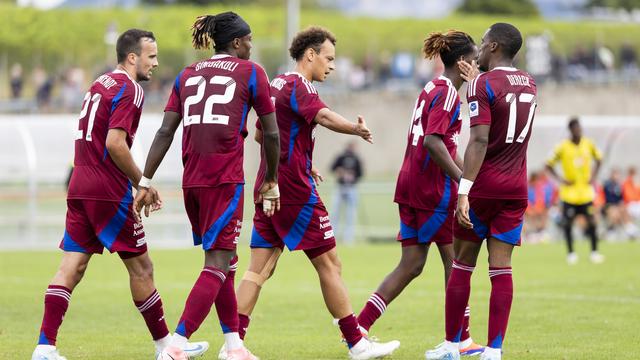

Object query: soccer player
[31,29,207,360]
[545,117,604,264]
[355,30,483,357]
[425,23,537,360]
[227,27,400,360]
[133,13,280,360]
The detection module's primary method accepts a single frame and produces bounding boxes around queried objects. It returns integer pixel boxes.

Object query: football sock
[175,266,227,339]
[38,285,72,346]
[215,256,239,334]
[154,334,171,353]
[487,266,513,349]
[461,305,471,342]
[445,261,474,342]
[338,314,363,349]
[134,289,170,340]
[238,313,251,340]
[587,223,598,251]
[356,292,387,331]
[563,219,574,253]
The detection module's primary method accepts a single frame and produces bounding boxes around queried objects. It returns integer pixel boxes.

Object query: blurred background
[2,0,640,249]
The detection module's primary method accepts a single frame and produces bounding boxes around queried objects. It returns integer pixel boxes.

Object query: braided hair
[422,30,475,67]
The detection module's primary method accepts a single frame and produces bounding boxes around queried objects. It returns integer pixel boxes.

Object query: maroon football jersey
[254,72,328,205]
[165,54,274,188]
[394,76,461,211]
[68,69,144,202]
[466,67,537,199]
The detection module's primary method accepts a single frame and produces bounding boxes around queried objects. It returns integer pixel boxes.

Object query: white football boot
[348,337,400,360]
[425,341,460,360]
[31,346,67,360]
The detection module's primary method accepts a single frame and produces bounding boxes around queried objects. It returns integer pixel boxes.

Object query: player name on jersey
[195,59,240,72]
[506,74,531,87]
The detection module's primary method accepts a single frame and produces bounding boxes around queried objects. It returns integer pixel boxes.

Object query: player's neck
[488,57,514,71]
[216,50,236,58]
[116,64,138,82]
[571,136,581,144]
[443,68,463,89]
[294,64,313,82]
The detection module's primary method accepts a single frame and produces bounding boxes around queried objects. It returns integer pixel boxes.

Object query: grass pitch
[1,241,639,359]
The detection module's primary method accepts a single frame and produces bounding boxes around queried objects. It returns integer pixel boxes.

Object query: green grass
[1,241,639,359]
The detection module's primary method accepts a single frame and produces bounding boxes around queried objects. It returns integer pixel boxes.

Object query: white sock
[170,333,188,348]
[459,337,473,349]
[444,340,459,352]
[224,332,243,351]
[35,345,56,353]
[154,334,172,352]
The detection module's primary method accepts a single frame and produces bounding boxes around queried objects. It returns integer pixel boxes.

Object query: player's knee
[128,259,154,283]
[58,261,88,285]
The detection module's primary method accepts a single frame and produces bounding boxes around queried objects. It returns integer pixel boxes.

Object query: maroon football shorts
[396,204,453,247]
[453,197,527,246]
[60,198,147,258]
[250,201,336,255]
[183,184,244,251]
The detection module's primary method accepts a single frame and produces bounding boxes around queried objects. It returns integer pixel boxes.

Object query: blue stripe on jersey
[250,226,274,248]
[399,222,418,239]
[237,103,249,145]
[428,91,441,110]
[62,230,86,253]
[421,153,431,171]
[174,70,184,94]
[493,222,524,245]
[469,208,489,240]
[200,184,243,250]
[417,175,451,243]
[98,181,133,251]
[248,64,257,100]
[192,231,202,246]
[287,80,300,164]
[485,79,495,105]
[102,147,108,162]
[110,83,127,113]
[448,103,460,128]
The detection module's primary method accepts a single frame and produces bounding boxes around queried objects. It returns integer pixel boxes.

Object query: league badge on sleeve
[469,101,479,117]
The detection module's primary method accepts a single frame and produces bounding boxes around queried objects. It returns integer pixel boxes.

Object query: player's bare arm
[256,112,281,217]
[133,111,181,219]
[457,124,490,228]
[314,109,373,143]
[545,163,571,185]
[454,152,464,169]
[424,134,463,181]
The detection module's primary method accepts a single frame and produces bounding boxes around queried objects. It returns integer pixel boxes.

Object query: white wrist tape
[263,184,280,199]
[139,176,152,189]
[458,178,474,195]
[263,199,272,212]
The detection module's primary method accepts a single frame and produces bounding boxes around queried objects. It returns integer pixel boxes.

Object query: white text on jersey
[195,60,239,72]
[506,74,531,87]
[95,75,116,90]
[271,77,287,91]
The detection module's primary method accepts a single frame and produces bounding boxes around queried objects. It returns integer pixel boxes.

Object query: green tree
[458,0,540,16]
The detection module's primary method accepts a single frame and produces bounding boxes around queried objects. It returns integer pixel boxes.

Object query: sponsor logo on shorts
[324,230,334,240]
[136,237,147,247]
[133,222,145,237]
[319,215,332,230]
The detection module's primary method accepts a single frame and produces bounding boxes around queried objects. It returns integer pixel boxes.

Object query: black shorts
[561,202,595,221]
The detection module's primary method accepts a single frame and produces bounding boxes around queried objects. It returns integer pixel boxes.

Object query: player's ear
[305,47,315,62]
[489,41,499,53]
[232,38,241,50]
[127,52,137,66]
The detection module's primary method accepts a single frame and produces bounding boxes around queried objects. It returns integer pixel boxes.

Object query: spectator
[603,168,637,240]
[623,166,640,221]
[331,141,363,245]
[10,63,23,99]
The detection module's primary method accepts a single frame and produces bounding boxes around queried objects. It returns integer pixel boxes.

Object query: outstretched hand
[354,115,373,144]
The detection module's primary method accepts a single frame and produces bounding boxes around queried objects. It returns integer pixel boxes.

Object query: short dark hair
[289,26,336,61]
[568,116,580,129]
[116,29,155,64]
[422,30,475,67]
[487,23,522,59]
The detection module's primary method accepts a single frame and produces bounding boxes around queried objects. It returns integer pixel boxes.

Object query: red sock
[338,314,363,348]
[215,256,239,334]
[356,292,387,331]
[487,267,513,349]
[461,305,471,342]
[134,289,170,340]
[445,261,474,342]
[38,285,72,345]
[175,266,227,338]
[238,313,251,340]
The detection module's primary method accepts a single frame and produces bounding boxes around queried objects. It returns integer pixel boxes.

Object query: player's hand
[354,115,373,144]
[561,178,573,186]
[311,167,324,187]
[257,180,280,217]
[458,60,480,82]
[133,187,163,222]
[456,194,473,229]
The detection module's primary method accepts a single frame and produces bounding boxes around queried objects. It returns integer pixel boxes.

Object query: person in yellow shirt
[546,117,604,264]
